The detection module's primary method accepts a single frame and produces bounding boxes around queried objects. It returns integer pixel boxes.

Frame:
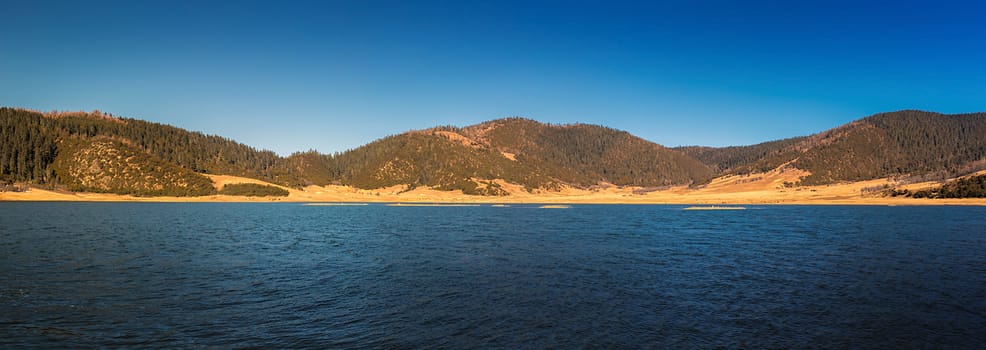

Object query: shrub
[219,183,289,197]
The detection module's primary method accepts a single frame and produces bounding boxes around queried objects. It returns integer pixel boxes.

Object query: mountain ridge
[3,107,985,197]
[678,110,986,185]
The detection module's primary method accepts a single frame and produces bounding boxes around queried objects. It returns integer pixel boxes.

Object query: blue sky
[2,0,984,155]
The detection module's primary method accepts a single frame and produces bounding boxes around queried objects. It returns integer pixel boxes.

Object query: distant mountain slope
[676,136,808,174]
[3,107,985,195]
[1,108,305,192]
[323,131,547,195]
[796,111,986,184]
[461,118,714,187]
[1,108,713,194]
[321,118,714,193]
[680,110,986,185]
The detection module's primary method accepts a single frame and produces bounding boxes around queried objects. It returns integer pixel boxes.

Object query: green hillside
[1,108,303,189]
[324,131,549,195]
[676,136,808,175]
[3,107,985,195]
[51,137,216,196]
[1,108,712,194]
[320,119,715,192]
[463,118,714,187]
[679,110,986,185]
[796,111,986,184]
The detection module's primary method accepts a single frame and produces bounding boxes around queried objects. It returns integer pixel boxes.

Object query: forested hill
[675,136,808,175]
[0,108,302,195]
[459,118,713,187]
[4,107,985,196]
[0,108,714,195]
[677,110,986,185]
[323,118,715,194]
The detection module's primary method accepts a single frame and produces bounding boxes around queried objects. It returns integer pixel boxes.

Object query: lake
[1,203,984,348]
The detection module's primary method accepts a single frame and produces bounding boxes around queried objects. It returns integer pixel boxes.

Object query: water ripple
[1,203,984,348]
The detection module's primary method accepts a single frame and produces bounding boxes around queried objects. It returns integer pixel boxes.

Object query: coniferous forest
[2,107,985,197]
[678,110,986,185]
[1,108,293,196]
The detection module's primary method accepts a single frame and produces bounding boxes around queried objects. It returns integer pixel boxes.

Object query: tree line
[5,107,984,197]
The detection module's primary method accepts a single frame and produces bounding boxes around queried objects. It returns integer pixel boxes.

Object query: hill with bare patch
[677,110,986,185]
[4,107,985,197]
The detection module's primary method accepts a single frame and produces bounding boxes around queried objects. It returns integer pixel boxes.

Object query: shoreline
[4,173,986,206]
[3,188,985,206]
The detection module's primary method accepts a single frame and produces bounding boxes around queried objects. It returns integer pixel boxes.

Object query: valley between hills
[2,107,985,205]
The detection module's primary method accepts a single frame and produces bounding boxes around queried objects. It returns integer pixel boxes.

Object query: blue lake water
[1,203,985,348]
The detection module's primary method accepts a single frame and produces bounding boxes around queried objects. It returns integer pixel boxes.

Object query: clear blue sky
[2,0,984,155]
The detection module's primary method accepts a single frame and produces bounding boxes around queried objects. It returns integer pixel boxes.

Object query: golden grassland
[3,171,986,205]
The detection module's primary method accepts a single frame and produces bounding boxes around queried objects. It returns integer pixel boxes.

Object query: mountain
[458,118,713,187]
[321,131,544,195]
[3,107,986,196]
[675,136,808,175]
[0,108,713,195]
[1,108,300,195]
[677,110,986,185]
[307,118,714,194]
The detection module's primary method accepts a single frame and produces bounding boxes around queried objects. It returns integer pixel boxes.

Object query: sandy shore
[3,172,985,205]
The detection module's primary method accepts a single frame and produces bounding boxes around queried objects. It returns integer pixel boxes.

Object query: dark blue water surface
[1,203,985,348]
